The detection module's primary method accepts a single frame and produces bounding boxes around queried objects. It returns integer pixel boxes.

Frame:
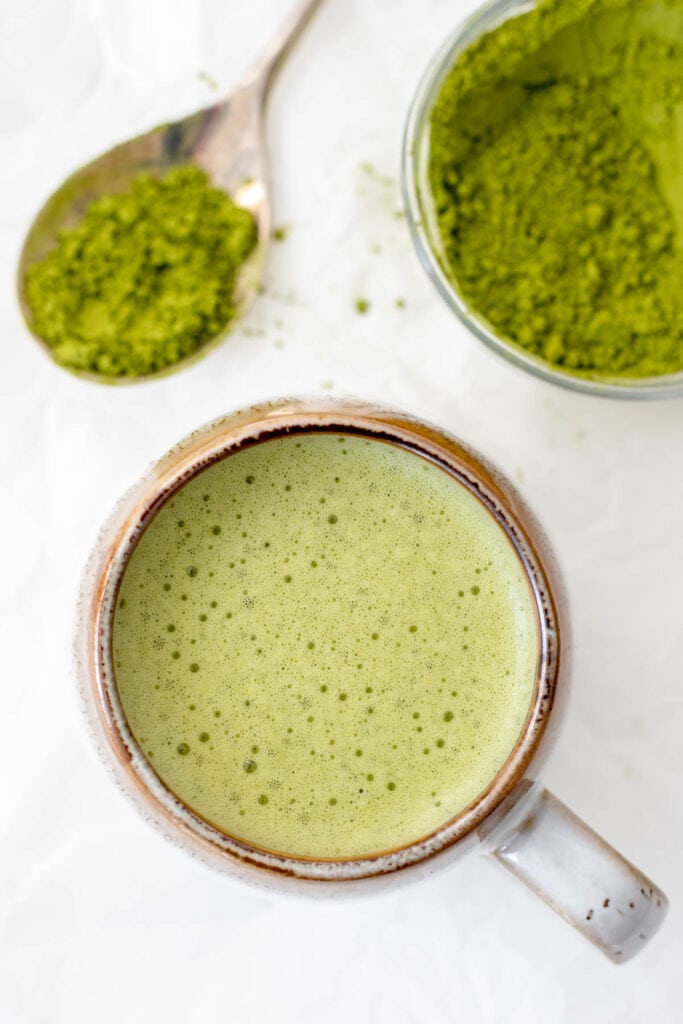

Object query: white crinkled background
[1,1,682,1021]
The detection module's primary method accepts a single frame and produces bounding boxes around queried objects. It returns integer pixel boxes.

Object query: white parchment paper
[1,1,681,1020]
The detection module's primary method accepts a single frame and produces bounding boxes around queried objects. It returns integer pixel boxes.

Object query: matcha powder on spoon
[23,165,257,378]
[429,0,683,380]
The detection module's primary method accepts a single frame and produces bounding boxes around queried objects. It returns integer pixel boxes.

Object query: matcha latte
[112,432,539,860]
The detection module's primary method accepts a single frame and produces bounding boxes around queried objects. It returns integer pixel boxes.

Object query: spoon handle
[242,0,328,97]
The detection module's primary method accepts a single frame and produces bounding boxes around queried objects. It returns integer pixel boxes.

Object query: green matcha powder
[430,0,683,380]
[24,165,257,377]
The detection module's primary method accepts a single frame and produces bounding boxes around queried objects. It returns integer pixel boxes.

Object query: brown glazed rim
[78,397,563,884]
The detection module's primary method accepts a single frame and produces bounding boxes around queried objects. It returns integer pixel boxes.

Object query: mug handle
[483,785,668,963]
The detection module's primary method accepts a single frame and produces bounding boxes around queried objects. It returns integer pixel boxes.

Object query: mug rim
[77,397,564,883]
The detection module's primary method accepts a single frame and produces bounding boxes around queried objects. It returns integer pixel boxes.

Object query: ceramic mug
[76,398,667,963]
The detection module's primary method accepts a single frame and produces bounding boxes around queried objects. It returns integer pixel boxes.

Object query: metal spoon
[17,0,327,384]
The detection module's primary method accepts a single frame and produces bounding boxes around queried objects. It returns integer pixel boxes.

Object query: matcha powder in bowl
[21,165,257,382]
[403,0,683,398]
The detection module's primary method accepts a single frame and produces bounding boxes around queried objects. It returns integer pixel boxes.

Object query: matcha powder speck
[429,0,683,381]
[24,165,257,377]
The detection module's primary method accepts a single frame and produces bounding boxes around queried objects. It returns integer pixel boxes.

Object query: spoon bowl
[17,0,326,385]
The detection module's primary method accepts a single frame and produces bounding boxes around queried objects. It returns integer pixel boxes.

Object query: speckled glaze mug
[77,398,667,963]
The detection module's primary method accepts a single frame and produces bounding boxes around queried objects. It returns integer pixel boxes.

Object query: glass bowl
[401,0,683,400]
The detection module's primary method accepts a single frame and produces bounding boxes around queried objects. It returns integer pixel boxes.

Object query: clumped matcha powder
[24,165,257,377]
[430,0,683,380]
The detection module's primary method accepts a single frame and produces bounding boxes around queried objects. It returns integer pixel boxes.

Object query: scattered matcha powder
[429,0,683,380]
[24,165,257,377]
[355,298,370,315]
[197,70,219,92]
[272,225,290,242]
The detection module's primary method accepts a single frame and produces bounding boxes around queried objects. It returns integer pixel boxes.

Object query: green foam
[112,433,539,859]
